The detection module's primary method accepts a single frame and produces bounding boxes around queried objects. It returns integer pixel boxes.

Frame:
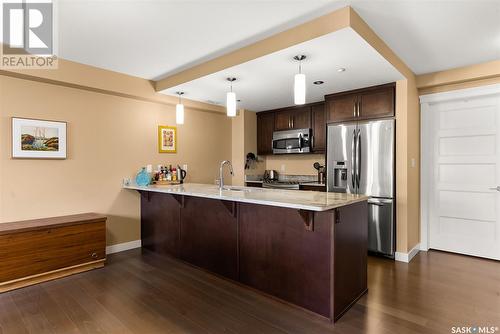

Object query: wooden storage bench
[0,213,107,292]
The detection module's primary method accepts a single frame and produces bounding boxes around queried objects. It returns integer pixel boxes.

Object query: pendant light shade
[175,92,185,124]
[293,55,306,105]
[226,91,237,117]
[176,103,184,124]
[226,77,237,117]
[294,73,306,105]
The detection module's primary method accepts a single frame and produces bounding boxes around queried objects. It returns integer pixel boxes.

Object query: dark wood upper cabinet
[311,103,326,153]
[326,83,395,123]
[274,110,294,131]
[326,94,357,123]
[274,106,311,131]
[358,85,395,120]
[257,112,275,155]
[290,106,311,129]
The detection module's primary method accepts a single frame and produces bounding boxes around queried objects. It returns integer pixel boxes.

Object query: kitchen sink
[221,186,254,192]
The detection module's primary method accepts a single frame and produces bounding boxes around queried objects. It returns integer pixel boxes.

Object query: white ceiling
[161,27,403,111]
[51,0,500,80]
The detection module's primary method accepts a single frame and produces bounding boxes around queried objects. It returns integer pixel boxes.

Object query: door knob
[489,186,500,191]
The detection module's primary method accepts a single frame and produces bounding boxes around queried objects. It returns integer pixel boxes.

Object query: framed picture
[12,117,67,159]
[158,125,177,153]
[12,117,66,159]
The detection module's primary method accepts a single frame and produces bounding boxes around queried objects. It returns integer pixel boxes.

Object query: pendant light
[293,55,306,105]
[175,91,185,124]
[226,77,237,117]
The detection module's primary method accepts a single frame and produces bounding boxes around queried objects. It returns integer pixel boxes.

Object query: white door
[421,85,500,260]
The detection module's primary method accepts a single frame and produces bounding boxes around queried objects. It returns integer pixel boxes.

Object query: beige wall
[394,79,420,253]
[0,75,232,246]
[417,60,500,95]
[231,110,245,186]
[231,110,264,186]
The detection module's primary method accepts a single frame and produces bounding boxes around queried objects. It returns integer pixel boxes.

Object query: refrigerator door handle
[351,129,356,190]
[367,198,393,205]
[356,129,361,190]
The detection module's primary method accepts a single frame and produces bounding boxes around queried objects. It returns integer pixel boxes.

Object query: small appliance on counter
[177,165,187,183]
[263,169,278,181]
[313,162,326,184]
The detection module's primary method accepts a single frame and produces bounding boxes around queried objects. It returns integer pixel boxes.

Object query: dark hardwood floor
[1,248,499,334]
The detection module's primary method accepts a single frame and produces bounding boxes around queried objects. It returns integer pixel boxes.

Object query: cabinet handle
[91,252,98,259]
[357,101,360,117]
[288,117,291,128]
[353,103,356,117]
[311,135,314,148]
[292,117,294,128]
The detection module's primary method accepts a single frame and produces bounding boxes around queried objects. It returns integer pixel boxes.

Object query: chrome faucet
[219,160,234,190]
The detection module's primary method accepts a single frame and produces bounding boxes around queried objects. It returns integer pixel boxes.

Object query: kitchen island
[124,183,368,323]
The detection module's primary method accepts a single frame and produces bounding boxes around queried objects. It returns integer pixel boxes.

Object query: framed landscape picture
[158,125,177,153]
[12,117,67,159]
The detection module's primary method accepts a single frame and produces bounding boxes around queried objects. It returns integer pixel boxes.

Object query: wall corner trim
[106,240,142,255]
[395,243,420,263]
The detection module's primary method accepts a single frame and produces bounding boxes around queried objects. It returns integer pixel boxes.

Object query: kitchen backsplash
[264,154,325,175]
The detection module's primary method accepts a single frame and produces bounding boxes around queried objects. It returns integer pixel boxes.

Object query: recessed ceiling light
[337,68,346,72]
[237,99,241,102]
[313,81,324,85]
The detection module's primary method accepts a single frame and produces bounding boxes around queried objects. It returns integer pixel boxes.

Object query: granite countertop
[124,183,367,212]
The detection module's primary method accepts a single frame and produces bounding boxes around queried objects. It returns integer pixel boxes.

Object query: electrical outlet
[281,164,286,172]
[411,158,416,168]
[182,164,188,172]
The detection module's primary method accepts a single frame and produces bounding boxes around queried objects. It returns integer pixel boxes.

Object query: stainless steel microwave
[272,128,311,154]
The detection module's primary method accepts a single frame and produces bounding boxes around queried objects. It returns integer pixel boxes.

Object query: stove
[262,180,301,190]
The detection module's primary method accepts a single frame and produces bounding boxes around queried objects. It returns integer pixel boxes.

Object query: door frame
[420,83,500,251]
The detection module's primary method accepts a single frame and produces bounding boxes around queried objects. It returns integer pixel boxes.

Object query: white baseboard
[395,243,421,263]
[106,239,142,255]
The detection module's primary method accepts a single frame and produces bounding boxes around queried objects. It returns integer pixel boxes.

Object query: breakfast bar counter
[124,183,366,211]
[125,183,368,323]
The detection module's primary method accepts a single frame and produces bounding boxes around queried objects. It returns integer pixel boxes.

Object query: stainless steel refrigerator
[327,119,395,257]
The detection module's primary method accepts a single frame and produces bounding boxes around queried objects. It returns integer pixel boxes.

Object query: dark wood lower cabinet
[238,204,332,317]
[140,192,367,323]
[180,197,238,280]
[141,191,181,257]
[333,200,368,320]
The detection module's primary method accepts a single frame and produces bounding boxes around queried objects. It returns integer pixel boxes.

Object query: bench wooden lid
[0,213,107,235]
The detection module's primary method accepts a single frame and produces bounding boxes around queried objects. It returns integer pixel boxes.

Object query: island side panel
[140,192,181,257]
[333,200,368,321]
[180,197,238,280]
[238,203,333,318]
